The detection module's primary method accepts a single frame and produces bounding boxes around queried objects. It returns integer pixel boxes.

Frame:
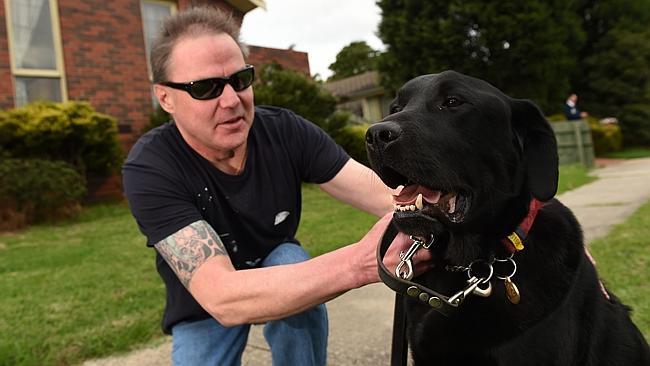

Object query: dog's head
[366,70,558,251]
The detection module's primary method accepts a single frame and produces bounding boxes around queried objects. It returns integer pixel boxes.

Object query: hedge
[0,101,122,176]
[0,158,86,230]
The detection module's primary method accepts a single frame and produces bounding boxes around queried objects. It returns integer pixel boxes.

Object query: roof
[323,71,384,99]
[226,0,266,13]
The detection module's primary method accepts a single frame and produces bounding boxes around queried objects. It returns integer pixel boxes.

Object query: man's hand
[353,213,433,286]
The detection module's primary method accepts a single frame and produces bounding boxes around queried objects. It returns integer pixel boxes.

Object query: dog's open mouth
[392,184,471,224]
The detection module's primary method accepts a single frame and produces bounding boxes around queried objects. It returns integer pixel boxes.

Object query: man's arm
[319,158,394,217]
[155,216,428,327]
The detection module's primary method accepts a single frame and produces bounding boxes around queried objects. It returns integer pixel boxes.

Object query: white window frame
[140,0,177,82]
[140,0,176,108]
[4,0,67,106]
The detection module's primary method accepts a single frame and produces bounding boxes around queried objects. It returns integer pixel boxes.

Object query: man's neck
[210,146,247,175]
[175,124,248,175]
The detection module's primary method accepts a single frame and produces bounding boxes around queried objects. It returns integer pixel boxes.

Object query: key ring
[495,257,517,280]
[467,259,494,284]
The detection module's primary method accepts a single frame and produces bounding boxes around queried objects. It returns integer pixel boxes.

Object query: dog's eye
[442,97,463,108]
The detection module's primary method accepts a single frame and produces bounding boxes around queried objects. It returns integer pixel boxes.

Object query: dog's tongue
[393,185,441,205]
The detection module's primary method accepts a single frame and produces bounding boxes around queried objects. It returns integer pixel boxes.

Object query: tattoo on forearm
[155,220,227,288]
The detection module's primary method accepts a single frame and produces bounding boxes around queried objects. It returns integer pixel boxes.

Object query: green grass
[0,164,606,365]
[557,164,597,194]
[603,147,650,159]
[0,203,164,366]
[589,200,650,341]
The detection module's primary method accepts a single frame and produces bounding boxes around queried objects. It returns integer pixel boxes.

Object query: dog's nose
[366,122,402,148]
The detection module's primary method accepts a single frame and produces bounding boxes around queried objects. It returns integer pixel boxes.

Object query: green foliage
[619,103,650,147]
[254,63,337,129]
[587,118,623,156]
[330,121,371,167]
[144,104,171,133]
[572,0,650,145]
[376,0,583,112]
[604,147,650,159]
[579,28,650,116]
[0,159,86,230]
[0,101,122,176]
[328,41,380,81]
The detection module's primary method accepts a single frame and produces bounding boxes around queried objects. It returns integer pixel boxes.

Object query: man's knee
[262,242,311,267]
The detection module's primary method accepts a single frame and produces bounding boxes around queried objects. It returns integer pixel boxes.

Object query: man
[122,7,430,366]
[563,93,589,120]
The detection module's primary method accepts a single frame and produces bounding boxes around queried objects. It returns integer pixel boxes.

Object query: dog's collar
[501,198,545,253]
[377,198,546,315]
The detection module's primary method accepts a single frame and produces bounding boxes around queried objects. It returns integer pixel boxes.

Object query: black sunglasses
[161,65,255,100]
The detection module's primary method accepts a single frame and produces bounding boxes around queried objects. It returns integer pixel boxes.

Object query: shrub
[587,118,623,155]
[143,104,171,133]
[254,63,337,130]
[0,159,86,230]
[0,101,122,176]
[619,104,650,147]
[332,122,371,167]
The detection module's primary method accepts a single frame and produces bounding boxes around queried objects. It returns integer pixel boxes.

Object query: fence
[551,120,595,167]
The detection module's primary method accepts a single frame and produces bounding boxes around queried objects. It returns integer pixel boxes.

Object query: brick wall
[247,45,310,76]
[58,0,153,149]
[0,1,15,108]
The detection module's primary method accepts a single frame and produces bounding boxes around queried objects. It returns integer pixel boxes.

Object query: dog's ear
[511,99,559,201]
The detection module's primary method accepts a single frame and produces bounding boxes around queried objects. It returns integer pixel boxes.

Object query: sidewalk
[83,157,650,366]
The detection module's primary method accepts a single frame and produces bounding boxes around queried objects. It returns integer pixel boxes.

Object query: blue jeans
[171,243,328,366]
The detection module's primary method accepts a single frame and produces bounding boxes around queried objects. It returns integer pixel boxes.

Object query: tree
[377,0,584,113]
[573,0,650,146]
[253,63,338,132]
[328,41,380,81]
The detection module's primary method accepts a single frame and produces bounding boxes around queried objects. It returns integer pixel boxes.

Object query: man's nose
[217,84,240,108]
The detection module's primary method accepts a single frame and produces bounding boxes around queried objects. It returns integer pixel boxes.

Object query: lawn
[0,164,645,365]
[589,201,650,341]
[602,147,650,159]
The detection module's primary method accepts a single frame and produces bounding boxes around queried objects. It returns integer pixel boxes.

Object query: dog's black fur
[366,70,649,365]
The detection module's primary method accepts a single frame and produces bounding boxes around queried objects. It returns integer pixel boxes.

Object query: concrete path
[82,157,650,366]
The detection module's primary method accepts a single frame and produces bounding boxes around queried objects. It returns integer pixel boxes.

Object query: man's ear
[511,99,559,201]
[154,84,174,114]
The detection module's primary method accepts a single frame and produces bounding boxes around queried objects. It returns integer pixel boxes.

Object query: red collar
[502,198,545,253]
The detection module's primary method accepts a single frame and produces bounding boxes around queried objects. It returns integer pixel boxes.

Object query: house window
[140,0,176,106]
[5,0,66,107]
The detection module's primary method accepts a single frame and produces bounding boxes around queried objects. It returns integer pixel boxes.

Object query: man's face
[156,33,254,158]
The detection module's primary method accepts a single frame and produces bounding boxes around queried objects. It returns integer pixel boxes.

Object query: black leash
[390,292,408,366]
[377,221,454,366]
[379,222,408,366]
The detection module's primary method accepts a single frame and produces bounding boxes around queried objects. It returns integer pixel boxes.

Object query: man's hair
[150,6,249,83]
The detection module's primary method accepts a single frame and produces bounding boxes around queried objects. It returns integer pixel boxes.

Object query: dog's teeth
[415,194,423,210]
[392,185,405,196]
[448,195,457,213]
[410,205,416,211]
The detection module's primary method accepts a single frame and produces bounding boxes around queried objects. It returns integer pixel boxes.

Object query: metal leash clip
[395,235,435,280]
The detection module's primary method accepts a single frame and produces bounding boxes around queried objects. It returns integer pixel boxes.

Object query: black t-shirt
[122,106,349,333]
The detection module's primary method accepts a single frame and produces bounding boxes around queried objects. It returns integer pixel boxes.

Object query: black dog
[366,70,649,365]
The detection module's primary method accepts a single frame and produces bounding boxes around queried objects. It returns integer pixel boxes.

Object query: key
[504,277,520,304]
